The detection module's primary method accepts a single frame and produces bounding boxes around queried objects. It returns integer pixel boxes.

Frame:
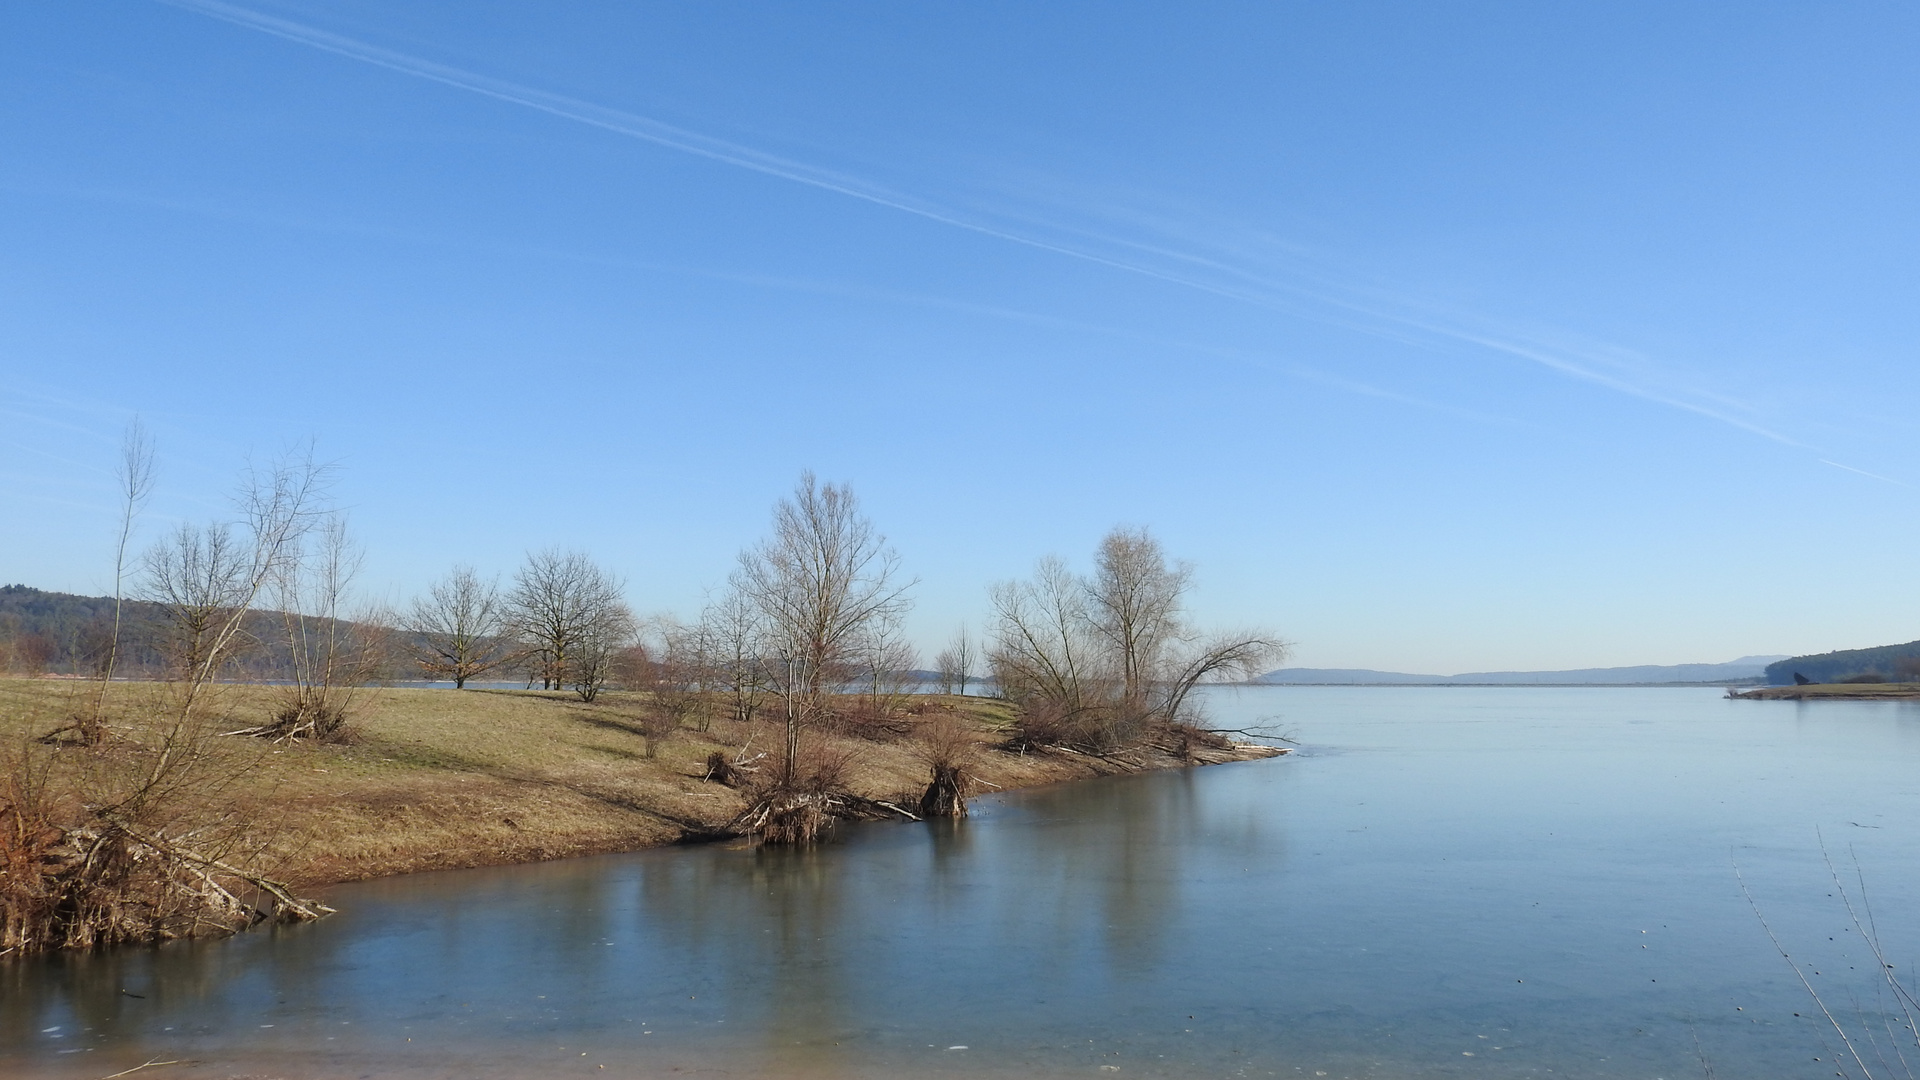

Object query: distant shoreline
[1728,682,1920,700]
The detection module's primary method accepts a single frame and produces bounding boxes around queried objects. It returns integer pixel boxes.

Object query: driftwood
[728,784,923,844]
[729,788,839,844]
[2,814,331,953]
[702,751,743,787]
[844,794,921,822]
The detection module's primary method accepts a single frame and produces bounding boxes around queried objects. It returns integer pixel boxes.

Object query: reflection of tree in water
[637,842,855,1075]
[0,923,297,1062]
[1,860,647,1070]
[630,768,1281,1059]
[2,764,1288,1074]
[990,769,1275,978]
[1019,773,1194,975]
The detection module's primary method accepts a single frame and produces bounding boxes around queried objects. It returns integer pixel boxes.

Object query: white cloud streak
[1818,459,1907,487]
[158,0,1882,472]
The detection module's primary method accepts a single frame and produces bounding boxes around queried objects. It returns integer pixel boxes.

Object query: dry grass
[0,680,1258,890]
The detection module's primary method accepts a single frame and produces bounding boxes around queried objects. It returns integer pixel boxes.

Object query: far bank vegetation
[2,434,1287,954]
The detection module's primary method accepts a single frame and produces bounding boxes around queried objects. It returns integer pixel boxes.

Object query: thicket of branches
[726,472,916,841]
[4,442,342,954]
[988,527,1285,751]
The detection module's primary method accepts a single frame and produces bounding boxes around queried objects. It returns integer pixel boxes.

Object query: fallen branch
[99,1059,182,1079]
[111,819,334,923]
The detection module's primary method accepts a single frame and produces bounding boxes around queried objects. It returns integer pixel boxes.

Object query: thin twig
[99,1059,181,1079]
[1734,856,1876,1079]
[1687,1016,1716,1080]
[1819,834,1920,1076]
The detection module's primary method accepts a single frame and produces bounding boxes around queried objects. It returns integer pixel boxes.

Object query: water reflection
[7,688,1920,1080]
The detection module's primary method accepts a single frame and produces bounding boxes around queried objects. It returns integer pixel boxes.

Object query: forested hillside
[1766,641,1920,685]
[0,584,382,681]
[0,584,170,675]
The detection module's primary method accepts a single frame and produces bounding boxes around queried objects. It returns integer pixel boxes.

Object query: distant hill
[1765,642,1920,685]
[0,584,380,680]
[1259,656,1787,686]
[0,583,171,674]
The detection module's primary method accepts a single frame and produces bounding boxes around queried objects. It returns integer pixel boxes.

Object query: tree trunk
[919,764,967,818]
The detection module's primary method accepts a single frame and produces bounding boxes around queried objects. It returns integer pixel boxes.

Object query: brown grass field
[0,678,1272,891]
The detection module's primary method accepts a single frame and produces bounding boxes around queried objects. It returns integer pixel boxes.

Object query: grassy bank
[0,678,1279,891]
[1730,682,1920,700]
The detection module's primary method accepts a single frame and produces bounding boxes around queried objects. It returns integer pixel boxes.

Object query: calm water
[7,687,1920,1079]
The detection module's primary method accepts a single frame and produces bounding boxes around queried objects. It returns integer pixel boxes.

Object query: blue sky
[4,1,1917,673]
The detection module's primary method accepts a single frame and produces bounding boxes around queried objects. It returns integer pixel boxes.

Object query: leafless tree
[86,419,157,734]
[933,626,977,696]
[915,711,977,817]
[1089,527,1192,714]
[249,513,388,741]
[724,474,914,845]
[698,587,769,725]
[854,631,919,730]
[42,421,157,744]
[404,565,512,688]
[988,528,1285,749]
[141,522,250,680]
[732,472,914,783]
[567,597,636,704]
[169,448,337,730]
[627,620,713,751]
[988,556,1117,746]
[1152,630,1286,730]
[506,548,631,696]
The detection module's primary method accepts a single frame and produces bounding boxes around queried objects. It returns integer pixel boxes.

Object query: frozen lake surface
[8,686,1920,1078]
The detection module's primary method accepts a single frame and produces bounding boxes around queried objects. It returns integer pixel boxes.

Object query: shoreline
[1728,682,1920,700]
[0,679,1287,893]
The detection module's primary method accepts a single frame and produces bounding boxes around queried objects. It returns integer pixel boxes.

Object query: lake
[7,686,1920,1079]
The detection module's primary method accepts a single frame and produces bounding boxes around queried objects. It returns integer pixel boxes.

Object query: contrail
[154,0,1215,292]
[157,0,1824,456]
[1819,459,1907,487]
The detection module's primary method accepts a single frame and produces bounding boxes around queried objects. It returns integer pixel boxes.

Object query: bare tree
[141,522,250,680]
[699,587,769,725]
[87,419,157,735]
[933,626,977,696]
[854,631,919,730]
[171,448,337,729]
[988,528,1285,750]
[1152,630,1287,730]
[915,711,977,817]
[404,565,512,689]
[627,620,713,751]
[733,472,914,783]
[506,548,630,695]
[987,556,1116,746]
[250,513,388,741]
[569,596,637,703]
[1088,527,1191,715]
[726,474,913,845]
[42,422,157,744]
